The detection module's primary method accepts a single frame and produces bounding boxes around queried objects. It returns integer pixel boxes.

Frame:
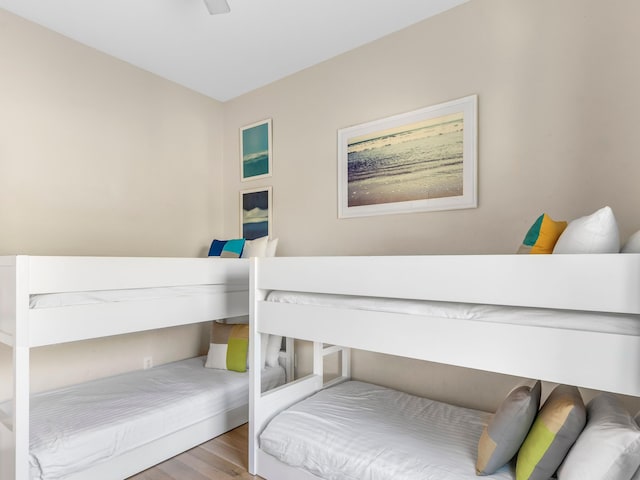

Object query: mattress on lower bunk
[266,291,640,336]
[7,356,284,480]
[29,284,246,309]
[259,380,514,480]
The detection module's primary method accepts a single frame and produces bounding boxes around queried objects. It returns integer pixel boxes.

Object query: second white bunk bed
[0,255,284,480]
[249,254,640,480]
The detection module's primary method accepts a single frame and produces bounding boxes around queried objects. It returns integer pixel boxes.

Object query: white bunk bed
[0,255,253,480]
[249,254,640,479]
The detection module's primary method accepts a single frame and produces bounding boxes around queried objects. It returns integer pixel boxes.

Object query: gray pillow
[476,381,541,475]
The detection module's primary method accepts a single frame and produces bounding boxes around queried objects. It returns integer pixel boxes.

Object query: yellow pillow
[518,214,567,254]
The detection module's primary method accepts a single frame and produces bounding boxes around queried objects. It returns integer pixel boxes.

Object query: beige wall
[222,0,640,412]
[0,10,224,398]
[222,0,640,253]
[2,0,639,412]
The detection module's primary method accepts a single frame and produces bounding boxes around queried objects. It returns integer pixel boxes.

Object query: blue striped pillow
[208,238,245,258]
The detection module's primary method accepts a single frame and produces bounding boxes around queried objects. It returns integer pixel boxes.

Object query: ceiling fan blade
[203,0,230,15]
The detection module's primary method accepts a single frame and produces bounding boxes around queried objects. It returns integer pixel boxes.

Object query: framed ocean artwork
[240,118,272,181]
[337,95,477,218]
[240,186,272,240]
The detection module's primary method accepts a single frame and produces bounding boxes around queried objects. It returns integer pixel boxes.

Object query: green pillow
[205,322,249,372]
[516,385,586,480]
[476,381,541,475]
[226,325,249,372]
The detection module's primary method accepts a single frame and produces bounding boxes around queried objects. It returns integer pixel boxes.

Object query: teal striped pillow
[220,239,245,258]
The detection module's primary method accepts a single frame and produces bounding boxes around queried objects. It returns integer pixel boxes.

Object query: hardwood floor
[128,424,263,480]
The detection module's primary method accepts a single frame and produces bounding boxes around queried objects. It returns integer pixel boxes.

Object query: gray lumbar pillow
[476,380,541,475]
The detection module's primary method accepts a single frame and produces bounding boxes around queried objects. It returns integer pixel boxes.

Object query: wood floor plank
[128,424,262,480]
[201,438,247,469]
[188,444,247,477]
[180,450,256,480]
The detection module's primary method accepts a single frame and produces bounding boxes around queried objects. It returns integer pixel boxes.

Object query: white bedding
[29,284,246,309]
[266,291,640,336]
[260,380,515,480]
[0,356,284,480]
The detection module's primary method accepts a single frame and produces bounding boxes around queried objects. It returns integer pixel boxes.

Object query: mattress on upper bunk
[0,356,284,480]
[29,284,246,309]
[266,291,640,336]
[259,380,514,480]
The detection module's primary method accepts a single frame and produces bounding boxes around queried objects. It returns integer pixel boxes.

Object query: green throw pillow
[226,325,249,372]
[516,385,586,480]
[205,322,249,372]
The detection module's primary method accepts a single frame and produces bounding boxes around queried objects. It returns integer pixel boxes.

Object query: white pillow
[266,238,279,257]
[557,393,640,480]
[621,230,640,253]
[241,236,269,258]
[204,343,228,369]
[553,206,620,254]
[265,335,282,367]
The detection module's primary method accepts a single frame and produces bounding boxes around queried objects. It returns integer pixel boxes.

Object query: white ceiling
[0,0,469,102]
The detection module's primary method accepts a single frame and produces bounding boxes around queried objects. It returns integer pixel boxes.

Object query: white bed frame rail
[249,254,640,476]
[0,255,250,480]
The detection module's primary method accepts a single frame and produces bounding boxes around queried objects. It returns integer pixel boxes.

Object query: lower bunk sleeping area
[1,356,285,480]
[257,377,640,480]
[260,380,514,480]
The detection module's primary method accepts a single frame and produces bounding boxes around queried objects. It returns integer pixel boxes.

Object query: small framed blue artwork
[240,118,272,181]
[240,186,272,240]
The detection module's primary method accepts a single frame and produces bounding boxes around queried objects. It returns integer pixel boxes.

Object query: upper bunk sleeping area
[0,255,249,348]
[250,253,640,398]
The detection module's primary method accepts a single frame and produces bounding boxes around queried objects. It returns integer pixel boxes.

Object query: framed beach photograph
[240,186,272,240]
[240,118,272,181]
[337,95,477,218]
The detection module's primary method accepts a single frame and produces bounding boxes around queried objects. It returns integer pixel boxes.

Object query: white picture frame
[337,95,477,218]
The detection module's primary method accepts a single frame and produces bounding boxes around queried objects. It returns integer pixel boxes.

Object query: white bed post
[342,347,351,379]
[13,256,30,480]
[248,257,264,476]
[285,336,295,383]
[313,341,323,379]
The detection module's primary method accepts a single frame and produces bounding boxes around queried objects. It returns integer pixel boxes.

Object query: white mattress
[29,284,246,309]
[1,356,284,480]
[266,290,640,336]
[260,380,515,480]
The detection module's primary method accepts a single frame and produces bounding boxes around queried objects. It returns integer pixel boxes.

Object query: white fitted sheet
[266,291,640,336]
[260,380,515,480]
[1,356,284,480]
[29,284,246,309]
